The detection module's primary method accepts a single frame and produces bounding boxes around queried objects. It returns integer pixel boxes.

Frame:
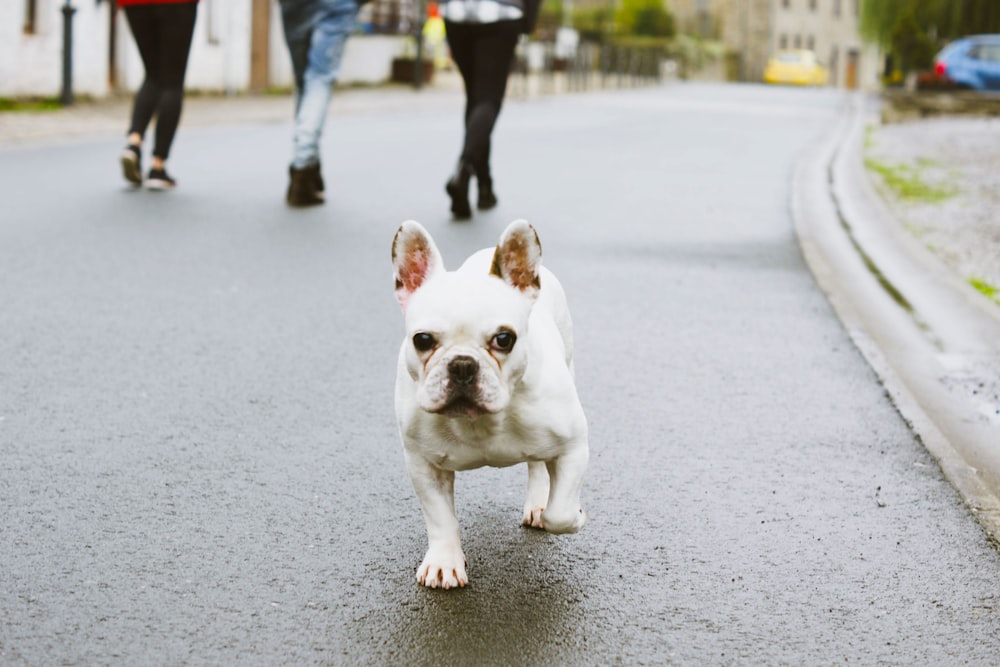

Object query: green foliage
[969,277,1000,305]
[860,0,1000,74]
[0,97,61,112]
[536,0,563,37]
[861,0,1000,44]
[615,0,675,39]
[864,156,958,202]
[572,5,616,41]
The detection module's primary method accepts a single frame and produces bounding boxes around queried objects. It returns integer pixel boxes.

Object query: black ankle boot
[473,160,497,210]
[445,159,473,220]
[477,179,498,210]
[287,164,324,207]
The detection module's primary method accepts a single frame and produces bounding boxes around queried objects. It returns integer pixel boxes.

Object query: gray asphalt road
[2,83,999,666]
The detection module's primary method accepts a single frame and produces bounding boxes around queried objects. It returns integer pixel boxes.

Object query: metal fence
[509,41,665,98]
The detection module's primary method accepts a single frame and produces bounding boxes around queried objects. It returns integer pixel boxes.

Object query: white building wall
[1,0,112,98]
[3,0,408,99]
[116,0,253,94]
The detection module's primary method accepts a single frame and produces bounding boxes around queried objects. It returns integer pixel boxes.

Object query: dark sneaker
[286,164,324,207]
[120,145,142,186]
[145,168,176,191]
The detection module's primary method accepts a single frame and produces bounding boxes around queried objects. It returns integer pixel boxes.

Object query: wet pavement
[2,82,999,665]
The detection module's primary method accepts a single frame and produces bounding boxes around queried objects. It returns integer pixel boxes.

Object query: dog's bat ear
[393,220,444,310]
[490,220,542,301]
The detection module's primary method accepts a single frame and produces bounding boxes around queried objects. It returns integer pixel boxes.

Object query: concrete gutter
[794,94,1000,544]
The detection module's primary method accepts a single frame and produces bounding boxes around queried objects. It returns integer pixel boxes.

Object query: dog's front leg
[405,452,467,589]
[542,444,589,534]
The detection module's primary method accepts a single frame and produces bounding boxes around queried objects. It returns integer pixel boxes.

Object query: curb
[793,94,1000,545]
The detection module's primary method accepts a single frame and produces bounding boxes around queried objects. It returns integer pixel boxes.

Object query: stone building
[671,0,881,89]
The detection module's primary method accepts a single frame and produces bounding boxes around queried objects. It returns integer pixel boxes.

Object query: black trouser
[444,20,520,181]
[123,2,198,161]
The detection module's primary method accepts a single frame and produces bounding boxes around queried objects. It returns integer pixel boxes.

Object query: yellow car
[763,50,828,86]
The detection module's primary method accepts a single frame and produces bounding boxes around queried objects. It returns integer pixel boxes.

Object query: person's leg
[149,2,198,166]
[290,0,358,170]
[447,22,519,214]
[442,21,479,218]
[444,21,477,129]
[461,22,519,171]
[279,0,319,112]
[120,4,161,184]
[124,4,162,145]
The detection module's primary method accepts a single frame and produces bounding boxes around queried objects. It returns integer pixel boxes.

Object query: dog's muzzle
[434,355,487,418]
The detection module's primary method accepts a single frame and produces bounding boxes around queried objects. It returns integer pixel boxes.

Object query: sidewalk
[0,68,665,148]
[0,71,467,148]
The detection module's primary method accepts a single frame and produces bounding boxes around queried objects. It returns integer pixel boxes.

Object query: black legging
[444,20,520,179]
[123,2,198,161]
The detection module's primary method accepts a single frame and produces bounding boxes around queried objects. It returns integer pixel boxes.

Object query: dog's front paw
[541,507,587,534]
[416,543,468,589]
[521,506,545,529]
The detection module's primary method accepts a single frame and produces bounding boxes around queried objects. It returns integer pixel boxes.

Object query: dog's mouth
[434,396,488,419]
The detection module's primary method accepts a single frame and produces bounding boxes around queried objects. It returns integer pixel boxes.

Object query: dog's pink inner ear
[398,249,431,293]
[394,231,438,297]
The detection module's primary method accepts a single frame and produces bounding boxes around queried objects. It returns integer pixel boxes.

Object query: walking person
[278,0,367,207]
[117,0,199,190]
[439,0,539,219]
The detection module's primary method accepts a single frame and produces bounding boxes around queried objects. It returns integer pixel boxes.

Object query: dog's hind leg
[521,461,549,529]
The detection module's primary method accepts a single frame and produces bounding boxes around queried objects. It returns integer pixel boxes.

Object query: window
[782,0,790,8]
[779,34,788,50]
[24,0,37,34]
[806,35,815,50]
[833,0,841,17]
[970,44,1000,62]
[794,35,802,49]
[809,0,817,10]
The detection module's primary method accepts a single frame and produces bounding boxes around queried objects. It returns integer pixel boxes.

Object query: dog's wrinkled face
[393,220,542,419]
[405,274,531,417]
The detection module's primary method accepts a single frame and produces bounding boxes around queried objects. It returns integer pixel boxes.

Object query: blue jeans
[279,0,359,169]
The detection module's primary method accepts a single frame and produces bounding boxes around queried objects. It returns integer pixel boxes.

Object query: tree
[860,0,1000,73]
[615,0,675,39]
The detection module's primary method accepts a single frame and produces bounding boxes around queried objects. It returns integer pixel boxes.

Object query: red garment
[117,0,198,6]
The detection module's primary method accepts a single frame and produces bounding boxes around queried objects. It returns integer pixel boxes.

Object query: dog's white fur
[392,220,589,589]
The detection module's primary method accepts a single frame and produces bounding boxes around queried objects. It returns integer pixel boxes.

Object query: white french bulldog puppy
[392,219,589,589]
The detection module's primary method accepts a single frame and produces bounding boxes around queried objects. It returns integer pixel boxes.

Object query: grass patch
[969,277,1000,305]
[0,97,62,112]
[864,125,875,151]
[864,156,958,202]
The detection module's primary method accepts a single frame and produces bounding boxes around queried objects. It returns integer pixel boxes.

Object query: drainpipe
[61,0,77,105]
[413,0,426,89]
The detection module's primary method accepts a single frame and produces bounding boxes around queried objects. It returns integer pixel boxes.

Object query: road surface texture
[2,83,999,665]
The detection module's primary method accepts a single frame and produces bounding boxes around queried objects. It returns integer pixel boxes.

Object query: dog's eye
[412,332,437,352]
[491,331,516,353]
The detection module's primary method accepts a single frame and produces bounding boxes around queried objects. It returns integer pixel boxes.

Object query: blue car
[933,34,1000,91]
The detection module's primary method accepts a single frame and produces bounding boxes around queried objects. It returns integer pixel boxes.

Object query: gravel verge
[863,116,1000,305]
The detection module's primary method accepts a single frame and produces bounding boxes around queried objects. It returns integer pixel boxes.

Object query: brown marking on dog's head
[490,220,542,300]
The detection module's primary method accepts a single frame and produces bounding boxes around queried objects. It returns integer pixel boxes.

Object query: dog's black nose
[448,356,479,386]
